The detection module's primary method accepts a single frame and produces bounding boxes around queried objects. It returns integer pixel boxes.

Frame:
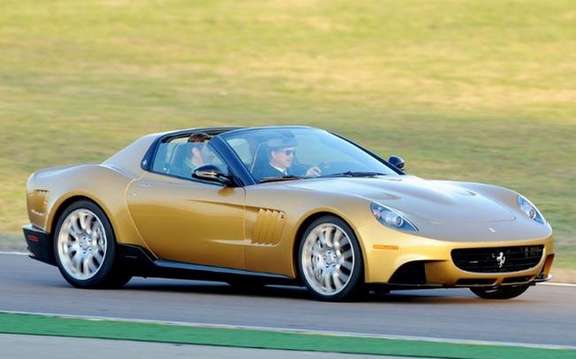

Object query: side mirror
[193,165,233,186]
[388,155,405,170]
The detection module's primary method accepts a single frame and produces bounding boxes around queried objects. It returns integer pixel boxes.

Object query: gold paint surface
[24,132,556,286]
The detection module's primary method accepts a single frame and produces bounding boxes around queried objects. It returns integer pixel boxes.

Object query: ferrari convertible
[23,126,554,301]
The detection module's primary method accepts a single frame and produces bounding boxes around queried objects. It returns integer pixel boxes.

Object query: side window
[227,138,252,167]
[152,137,188,174]
[151,135,229,179]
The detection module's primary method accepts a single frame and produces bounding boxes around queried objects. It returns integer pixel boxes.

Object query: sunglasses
[280,149,295,156]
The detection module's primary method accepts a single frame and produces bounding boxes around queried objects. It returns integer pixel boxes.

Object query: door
[127,173,246,269]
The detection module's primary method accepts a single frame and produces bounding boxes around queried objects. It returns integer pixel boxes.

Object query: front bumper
[22,224,55,265]
[363,233,555,288]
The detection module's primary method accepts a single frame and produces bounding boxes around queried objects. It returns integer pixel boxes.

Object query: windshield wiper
[259,171,386,183]
[322,171,387,178]
[259,175,304,183]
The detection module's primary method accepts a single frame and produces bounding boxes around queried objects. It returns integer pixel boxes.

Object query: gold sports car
[23,126,555,301]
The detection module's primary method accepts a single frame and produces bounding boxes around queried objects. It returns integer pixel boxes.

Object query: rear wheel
[470,284,530,300]
[298,216,364,301]
[54,200,131,289]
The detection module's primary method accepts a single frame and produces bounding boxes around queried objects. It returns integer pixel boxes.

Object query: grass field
[0,1,574,267]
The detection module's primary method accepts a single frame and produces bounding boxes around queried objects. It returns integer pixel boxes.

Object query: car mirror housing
[193,165,233,186]
[388,155,405,170]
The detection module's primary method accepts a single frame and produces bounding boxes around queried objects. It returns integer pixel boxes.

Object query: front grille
[452,245,544,273]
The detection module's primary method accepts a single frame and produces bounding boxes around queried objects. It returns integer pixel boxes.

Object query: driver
[253,137,321,180]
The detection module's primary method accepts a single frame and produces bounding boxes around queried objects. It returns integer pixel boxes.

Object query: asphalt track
[0,334,397,359]
[1,254,574,347]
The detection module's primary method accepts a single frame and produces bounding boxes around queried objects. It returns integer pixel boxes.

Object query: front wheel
[470,284,530,300]
[298,216,364,301]
[54,200,131,289]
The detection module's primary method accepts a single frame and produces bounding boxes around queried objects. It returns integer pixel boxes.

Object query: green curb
[0,313,573,359]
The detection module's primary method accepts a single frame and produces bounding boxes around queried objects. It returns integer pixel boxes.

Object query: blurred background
[0,0,574,271]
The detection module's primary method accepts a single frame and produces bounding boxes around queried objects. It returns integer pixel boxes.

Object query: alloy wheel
[56,208,107,280]
[301,223,355,296]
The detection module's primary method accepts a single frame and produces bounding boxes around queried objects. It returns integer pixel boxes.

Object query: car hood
[284,176,516,224]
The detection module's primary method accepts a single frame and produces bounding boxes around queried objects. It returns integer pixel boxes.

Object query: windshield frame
[218,126,404,185]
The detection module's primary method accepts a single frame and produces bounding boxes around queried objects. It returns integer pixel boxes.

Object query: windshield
[221,127,399,183]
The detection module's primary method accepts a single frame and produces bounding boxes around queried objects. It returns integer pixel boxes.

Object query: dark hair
[188,133,211,143]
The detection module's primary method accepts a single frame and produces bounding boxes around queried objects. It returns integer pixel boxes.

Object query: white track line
[1,251,575,287]
[1,310,575,351]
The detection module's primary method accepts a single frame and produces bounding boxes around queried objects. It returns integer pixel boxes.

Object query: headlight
[516,195,545,224]
[370,202,418,232]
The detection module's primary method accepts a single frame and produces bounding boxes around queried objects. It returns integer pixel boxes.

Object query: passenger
[186,133,211,170]
[169,132,211,178]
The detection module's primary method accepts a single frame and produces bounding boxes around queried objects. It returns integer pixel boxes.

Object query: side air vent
[251,209,286,245]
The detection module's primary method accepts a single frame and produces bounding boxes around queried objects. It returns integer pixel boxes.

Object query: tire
[53,200,131,289]
[297,216,364,301]
[470,284,530,300]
